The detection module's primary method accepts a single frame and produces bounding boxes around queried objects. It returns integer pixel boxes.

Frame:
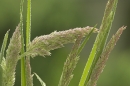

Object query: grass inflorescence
[0,0,126,86]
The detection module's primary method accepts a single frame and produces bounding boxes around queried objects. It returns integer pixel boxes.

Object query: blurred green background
[0,0,130,86]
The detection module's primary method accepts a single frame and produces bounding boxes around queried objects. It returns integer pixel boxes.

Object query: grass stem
[20,0,26,86]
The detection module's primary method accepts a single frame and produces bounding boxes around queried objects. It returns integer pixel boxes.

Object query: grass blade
[87,26,126,86]
[79,0,118,86]
[77,25,97,55]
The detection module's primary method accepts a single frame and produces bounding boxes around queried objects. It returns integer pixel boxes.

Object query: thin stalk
[20,0,26,86]
[26,0,31,44]
[77,25,97,55]
[26,0,32,86]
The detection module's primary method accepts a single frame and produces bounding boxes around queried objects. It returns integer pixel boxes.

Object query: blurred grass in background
[0,0,130,86]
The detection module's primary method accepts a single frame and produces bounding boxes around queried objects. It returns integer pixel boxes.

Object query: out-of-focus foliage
[0,0,130,86]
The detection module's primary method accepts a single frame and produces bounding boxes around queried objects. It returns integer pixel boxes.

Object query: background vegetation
[0,0,130,86]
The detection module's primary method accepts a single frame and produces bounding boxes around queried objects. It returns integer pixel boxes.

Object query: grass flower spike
[1,24,21,86]
[58,35,83,86]
[26,26,98,58]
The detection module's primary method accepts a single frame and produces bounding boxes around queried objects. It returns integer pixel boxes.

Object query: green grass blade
[77,25,97,55]
[79,0,118,86]
[34,73,46,86]
[87,26,126,86]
